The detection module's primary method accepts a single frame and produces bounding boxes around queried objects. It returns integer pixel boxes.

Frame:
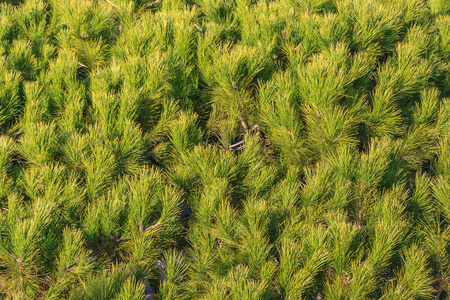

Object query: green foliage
[0,58,21,131]
[1,0,450,298]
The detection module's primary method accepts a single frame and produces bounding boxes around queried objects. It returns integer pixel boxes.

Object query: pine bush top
[1,0,450,299]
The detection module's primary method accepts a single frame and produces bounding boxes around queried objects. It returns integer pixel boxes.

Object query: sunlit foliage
[1,0,450,298]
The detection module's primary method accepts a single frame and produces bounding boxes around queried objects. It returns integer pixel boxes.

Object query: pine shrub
[2,0,450,298]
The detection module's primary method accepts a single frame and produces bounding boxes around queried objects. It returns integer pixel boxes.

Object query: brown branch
[229,140,244,150]
[194,23,202,32]
[143,221,161,233]
[77,62,88,68]
[147,0,159,7]
[105,0,118,8]
[240,118,249,130]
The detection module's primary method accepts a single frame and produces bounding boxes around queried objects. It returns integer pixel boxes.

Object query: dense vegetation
[2,0,450,298]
